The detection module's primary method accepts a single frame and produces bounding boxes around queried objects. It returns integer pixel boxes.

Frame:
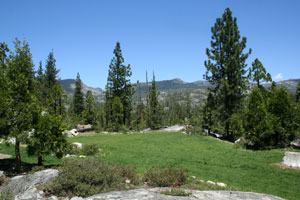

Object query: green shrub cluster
[143,166,188,187]
[44,159,139,197]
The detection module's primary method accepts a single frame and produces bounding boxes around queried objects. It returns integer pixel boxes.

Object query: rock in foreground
[84,188,284,200]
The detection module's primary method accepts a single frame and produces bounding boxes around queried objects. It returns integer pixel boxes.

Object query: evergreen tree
[44,51,59,89]
[111,96,124,131]
[267,86,296,147]
[83,90,96,125]
[72,73,85,117]
[6,39,37,171]
[0,42,10,138]
[105,42,134,129]
[202,93,215,135]
[146,73,162,130]
[295,81,300,103]
[249,58,272,87]
[245,87,273,149]
[133,80,146,130]
[204,8,251,141]
[27,113,68,165]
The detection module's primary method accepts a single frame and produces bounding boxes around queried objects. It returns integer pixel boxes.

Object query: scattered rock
[140,128,151,133]
[73,142,83,149]
[282,151,300,168]
[191,176,196,179]
[290,137,300,148]
[64,129,79,137]
[207,180,216,185]
[79,155,87,158]
[217,182,227,187]
[76,124,93,132]
[0,171,4,178]
[71,197,84,200]
[0,169,59,199]
[160,125,185,132]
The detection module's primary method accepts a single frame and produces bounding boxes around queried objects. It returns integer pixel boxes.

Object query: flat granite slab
[80,188,284,200]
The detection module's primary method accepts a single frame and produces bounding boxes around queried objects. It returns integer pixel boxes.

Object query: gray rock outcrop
[282,151,300,168]
[0,169,59,199]
[83,188,284,200]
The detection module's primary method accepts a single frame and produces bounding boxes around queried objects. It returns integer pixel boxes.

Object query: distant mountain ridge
[60,78,300,103]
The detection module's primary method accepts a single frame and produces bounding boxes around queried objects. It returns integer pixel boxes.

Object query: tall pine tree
[83,90,96,125]
[72,72,85,117]
[146,73,162,130]
[204,8,251,141]
[105,42,134,130]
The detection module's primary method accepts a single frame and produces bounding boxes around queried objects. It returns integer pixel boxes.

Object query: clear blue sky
[1,0,299,89]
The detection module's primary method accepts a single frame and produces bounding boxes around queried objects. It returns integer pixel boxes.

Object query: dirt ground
[0,153,12,159]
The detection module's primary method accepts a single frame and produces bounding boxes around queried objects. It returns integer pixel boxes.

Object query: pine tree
[44,51,59,89]
[6,39,37,171]
[72,73,85,117]
[204,8,251,141]
[202,93,215,135]
[146,73,162,130]
[267,86,296,147]
[249,58,272,87]
[105,42,134,130]
[245,87,273,149]
[0,42,10,138]
[27,113,68,165]
[83,90,96,125]
[111,96,124,131]
[295,81,300,103]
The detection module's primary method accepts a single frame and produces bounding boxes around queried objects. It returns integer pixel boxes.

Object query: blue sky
[1,0,299,89]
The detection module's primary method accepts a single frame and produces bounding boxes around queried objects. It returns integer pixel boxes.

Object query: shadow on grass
[0,158,59,177]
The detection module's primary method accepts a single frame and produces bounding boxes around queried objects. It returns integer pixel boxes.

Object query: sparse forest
[1,9,300,171]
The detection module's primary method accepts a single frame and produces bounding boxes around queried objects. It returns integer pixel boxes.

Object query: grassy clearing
[68,132,300,200]
[1,132,299,199]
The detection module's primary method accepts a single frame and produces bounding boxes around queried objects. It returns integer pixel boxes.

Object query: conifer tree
[111,96,124,131]
[83,90,96,125]
[0,42,10,138]
[267,86,296,147]
[245,87,273,149]
[72,73,85,117]
[146,73,162,130]
[249,58,272,87]
[27,113,67,165]
[105,42,134,129]
[44,51,59,89]
[204,8,251,141]
[295,82,300,103]
[6,39,37,171]
[202,93,215,135]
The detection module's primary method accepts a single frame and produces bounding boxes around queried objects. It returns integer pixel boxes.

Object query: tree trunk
[38,155,43,165]
[15,139,21,172]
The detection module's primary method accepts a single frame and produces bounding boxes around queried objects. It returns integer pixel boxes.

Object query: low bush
[44,159,140,197]
[81,144,99,156]
[143,166,188,187]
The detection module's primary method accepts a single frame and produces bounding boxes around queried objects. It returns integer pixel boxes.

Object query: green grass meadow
[1,131,299,200]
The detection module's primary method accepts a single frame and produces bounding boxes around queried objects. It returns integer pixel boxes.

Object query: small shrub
[113,165,140,185]
[65,143,81,155]
[160,187,191,196]
[81,144,99,156]
[143,166,188,187]
[44,159,140,197]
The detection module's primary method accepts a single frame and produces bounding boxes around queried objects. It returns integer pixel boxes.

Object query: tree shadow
[0,158,58,177]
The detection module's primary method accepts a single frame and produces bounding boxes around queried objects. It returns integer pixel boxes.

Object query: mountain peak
[171,78,185,84]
